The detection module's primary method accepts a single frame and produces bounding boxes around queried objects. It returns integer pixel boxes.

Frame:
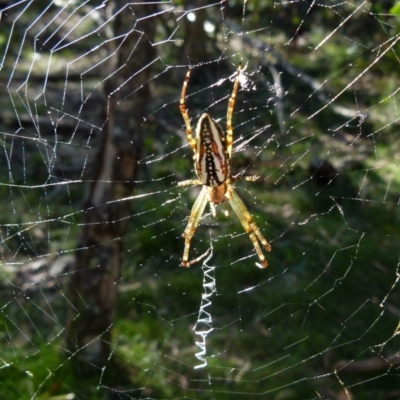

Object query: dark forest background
[1,1,400,399]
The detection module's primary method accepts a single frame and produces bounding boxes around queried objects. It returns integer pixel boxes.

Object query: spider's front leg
[226,62,241,157]
[180,68,197,154]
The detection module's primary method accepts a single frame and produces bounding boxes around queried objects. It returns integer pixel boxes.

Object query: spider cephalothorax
[178,63,271,267]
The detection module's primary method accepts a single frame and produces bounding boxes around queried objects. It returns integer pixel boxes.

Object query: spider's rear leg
[181,186,208,267]
[226,186,271,268]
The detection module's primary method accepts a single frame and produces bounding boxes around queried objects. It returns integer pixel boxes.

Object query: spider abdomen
[195,113,230,187]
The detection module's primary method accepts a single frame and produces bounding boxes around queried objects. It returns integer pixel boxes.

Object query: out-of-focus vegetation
[1,1,400,399]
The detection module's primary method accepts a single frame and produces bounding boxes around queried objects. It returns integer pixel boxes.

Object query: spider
[178,63,272,267]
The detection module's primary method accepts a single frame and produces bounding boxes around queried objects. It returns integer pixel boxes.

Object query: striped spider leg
[178,63,272,267]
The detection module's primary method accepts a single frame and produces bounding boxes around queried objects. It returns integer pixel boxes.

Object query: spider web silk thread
[193,248,216,369]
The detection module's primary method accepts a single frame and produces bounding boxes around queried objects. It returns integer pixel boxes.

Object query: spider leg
[184,247,212,267]
[226,186,271,268]
[178,179,202,187]
[224,175,260,215]
[226,62,241,158]
[209,201,217,218]
[223,201,229,217]
[182,186,209,266]
[180,69,197,154]
[231,174,260,182]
